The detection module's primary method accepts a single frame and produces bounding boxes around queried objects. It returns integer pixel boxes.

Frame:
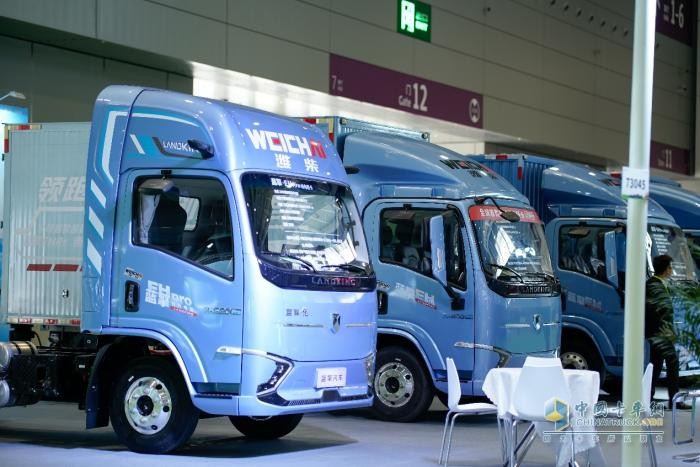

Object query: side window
[380,209,426,271]
[443,210,467,289]
[379,208,466,289]
[558,225,609,281]
[134,177,233,278]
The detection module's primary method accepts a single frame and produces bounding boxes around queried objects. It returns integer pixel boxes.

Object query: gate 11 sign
[398,0,431,42]
[650,140,691,175]
[329,54,483,129]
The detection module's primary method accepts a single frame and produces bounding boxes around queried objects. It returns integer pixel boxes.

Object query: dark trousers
[650,341,680,401]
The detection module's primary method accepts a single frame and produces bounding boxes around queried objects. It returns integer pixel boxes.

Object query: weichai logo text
[245,128,326,158]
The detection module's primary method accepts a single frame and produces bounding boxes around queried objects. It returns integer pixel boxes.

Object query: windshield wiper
[262,251,316,271]
[522,271,556,282]
[320,262,368,274]
[486,263,524,282]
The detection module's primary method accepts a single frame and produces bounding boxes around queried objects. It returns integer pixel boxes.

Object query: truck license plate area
[315,367,347,388]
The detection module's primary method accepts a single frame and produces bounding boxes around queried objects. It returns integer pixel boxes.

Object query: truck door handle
[377,291,388,315]
[561,289,567,312]
[125,281,139,312]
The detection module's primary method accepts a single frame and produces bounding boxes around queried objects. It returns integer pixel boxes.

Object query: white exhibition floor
[1,389,699,467]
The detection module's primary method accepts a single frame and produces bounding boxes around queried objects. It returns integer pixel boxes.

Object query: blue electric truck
[305,117,561,421]
[608,171,699,270]
[475,154,698,388]
[647,176,700,270]
[0,86,377,453]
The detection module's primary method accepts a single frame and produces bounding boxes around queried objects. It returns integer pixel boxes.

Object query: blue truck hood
[341,132,529,212]
[471,154,676,224]
[541,162,674,222]
[651,183,700,230]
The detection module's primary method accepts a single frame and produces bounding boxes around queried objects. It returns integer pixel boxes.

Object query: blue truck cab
[0,87,377,453]
[305,118,561,421]
[647,176,700,270]
[475,154,698,387]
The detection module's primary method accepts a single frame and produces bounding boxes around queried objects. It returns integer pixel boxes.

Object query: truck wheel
[229,414,303,439]
[110,357,199,453]
[560,338,605,379]
[372,346,433,422]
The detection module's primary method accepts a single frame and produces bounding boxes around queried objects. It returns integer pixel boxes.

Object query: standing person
[645,254,690,409]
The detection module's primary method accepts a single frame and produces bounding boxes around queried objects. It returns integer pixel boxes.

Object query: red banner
[468,206,541,223]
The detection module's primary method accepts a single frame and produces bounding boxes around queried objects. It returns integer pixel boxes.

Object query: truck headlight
[257,359,292,395]
[364,352,376,386]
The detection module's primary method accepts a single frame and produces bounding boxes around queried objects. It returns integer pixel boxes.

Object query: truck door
[551,220,622,374]
[112,171,244,390]
[371,202,475,390]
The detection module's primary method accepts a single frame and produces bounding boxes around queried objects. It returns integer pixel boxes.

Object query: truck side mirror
[604,230,619,288]
[428,214,464,310]
[429,215,448,288]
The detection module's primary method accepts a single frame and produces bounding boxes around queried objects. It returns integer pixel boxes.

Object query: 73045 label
[621,166,649,199]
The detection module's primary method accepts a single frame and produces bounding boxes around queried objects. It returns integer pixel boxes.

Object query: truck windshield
[647,224,697,281]
[469,205,553,281]
[241,173,370,273]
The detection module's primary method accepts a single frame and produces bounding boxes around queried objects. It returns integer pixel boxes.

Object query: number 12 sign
[329,54,483,129]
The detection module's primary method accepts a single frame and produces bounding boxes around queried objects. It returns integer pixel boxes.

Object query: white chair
[642,363,658,467]
[438,357,497,466]
[603,363,657,465]
[511,356,575,466]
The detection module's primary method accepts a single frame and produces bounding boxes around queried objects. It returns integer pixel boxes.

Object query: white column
[621,0,656,466]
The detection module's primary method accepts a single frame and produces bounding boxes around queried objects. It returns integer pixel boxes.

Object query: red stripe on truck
[53,264,80,272]
[26,264,80,271]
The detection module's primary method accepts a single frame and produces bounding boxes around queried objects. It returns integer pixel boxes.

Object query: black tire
[109,356,199,453]
[560,336,606,380]
[372,346,433,422]
[229,414,303,439]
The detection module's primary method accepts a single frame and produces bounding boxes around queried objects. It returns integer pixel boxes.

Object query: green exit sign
[397,0,431,42]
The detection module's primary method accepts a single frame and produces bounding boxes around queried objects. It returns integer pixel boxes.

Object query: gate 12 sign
[329,54,484,129]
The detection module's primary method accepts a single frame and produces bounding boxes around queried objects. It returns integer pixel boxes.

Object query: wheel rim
[374,361,414,408]
[124,376,172,435]
[560,352,589,370]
